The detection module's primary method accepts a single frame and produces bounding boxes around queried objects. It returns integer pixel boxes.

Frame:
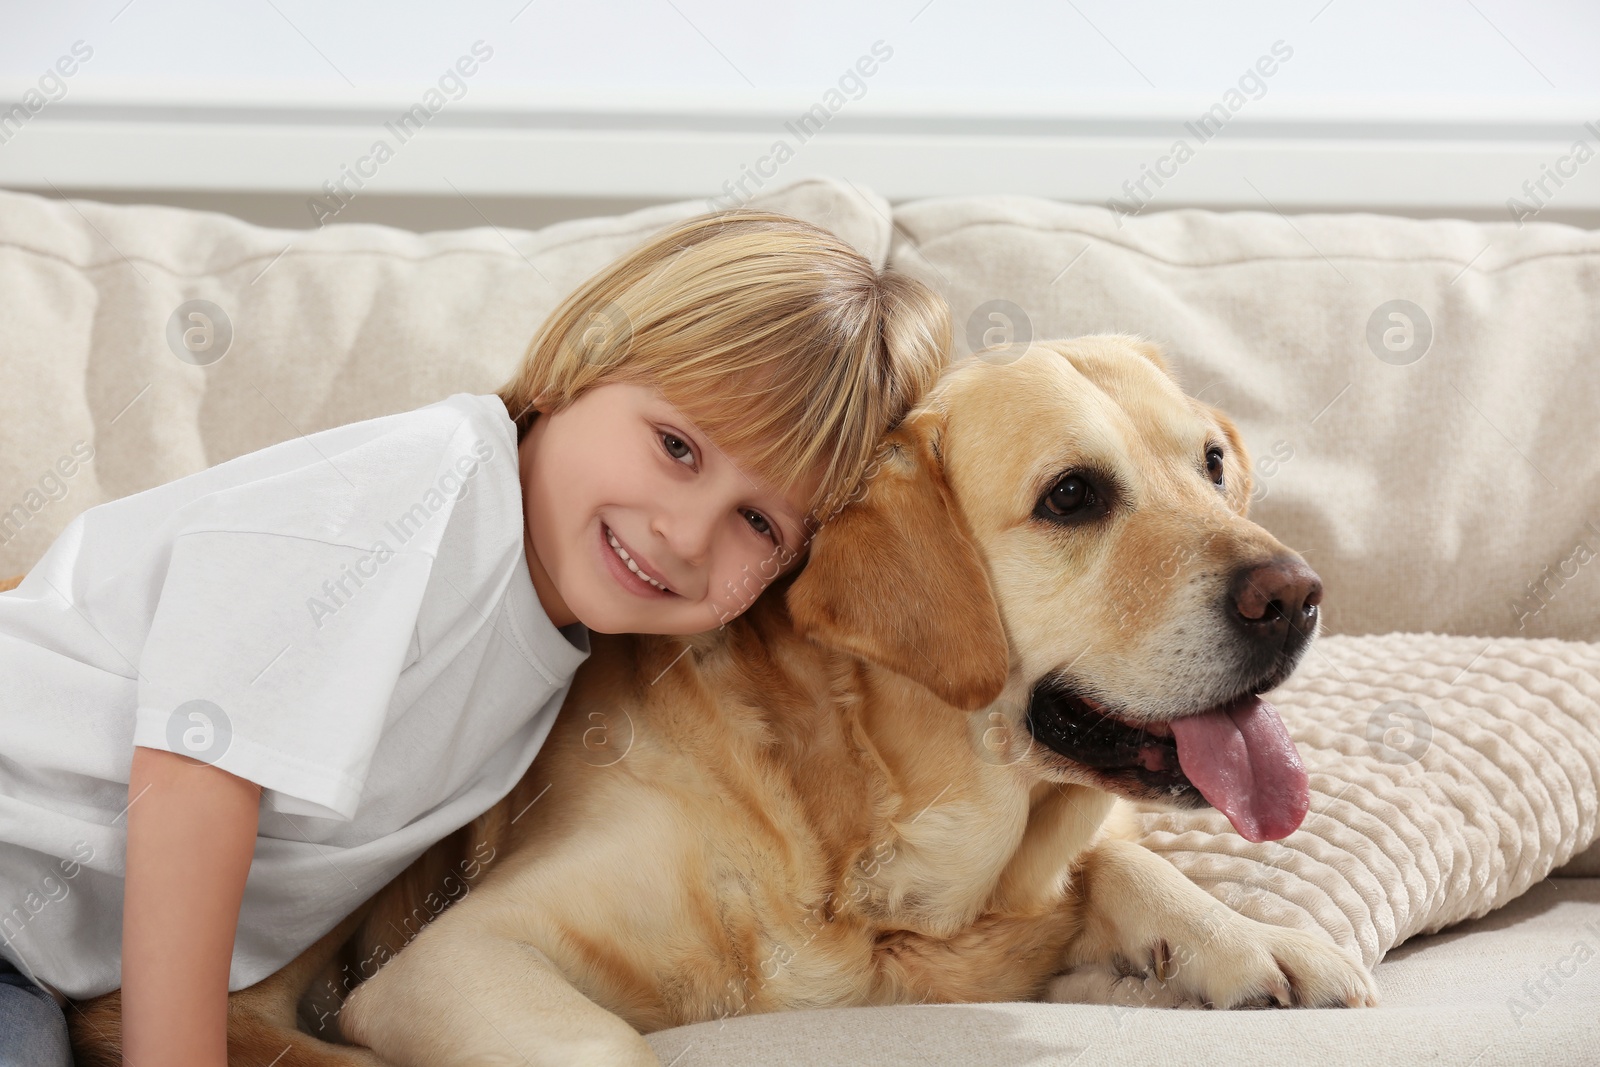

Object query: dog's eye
[1041,474,1100,520]
[1205,446,1225,488]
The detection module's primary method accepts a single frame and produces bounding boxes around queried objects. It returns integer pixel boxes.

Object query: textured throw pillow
[1134,632,1600,967]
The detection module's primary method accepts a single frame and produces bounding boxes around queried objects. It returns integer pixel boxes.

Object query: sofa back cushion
[0,179,892,577]
[889,197,1600,640]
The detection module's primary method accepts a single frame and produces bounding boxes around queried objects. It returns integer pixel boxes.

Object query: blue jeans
[0,955,73,1067]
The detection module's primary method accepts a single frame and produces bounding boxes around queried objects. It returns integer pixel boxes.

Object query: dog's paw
[1174,921,1379,1009]
[1044,962,1202,1009]
[1052,921,1378,1010]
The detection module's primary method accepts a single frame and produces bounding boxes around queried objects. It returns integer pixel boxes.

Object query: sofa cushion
[0,178,893,575]
[887,197,1600,643]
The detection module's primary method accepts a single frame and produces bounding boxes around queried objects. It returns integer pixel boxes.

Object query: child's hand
[121,745,261,1067]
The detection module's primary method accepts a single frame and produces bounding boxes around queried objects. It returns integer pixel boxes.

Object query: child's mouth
[600,522,676,598]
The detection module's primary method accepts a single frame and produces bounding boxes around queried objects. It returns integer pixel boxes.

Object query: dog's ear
[1126,337,1174,380]
[1203,404,1254,517]
[786,407,1010,711]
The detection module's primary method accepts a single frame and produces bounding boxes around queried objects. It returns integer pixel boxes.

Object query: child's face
[518,381,823,635]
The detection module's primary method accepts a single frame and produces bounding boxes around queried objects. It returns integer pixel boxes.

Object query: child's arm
[122,744,262,1067]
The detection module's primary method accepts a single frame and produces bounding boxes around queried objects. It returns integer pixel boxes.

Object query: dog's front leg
[339,914,660,1067]
[1048,838,1378,1010]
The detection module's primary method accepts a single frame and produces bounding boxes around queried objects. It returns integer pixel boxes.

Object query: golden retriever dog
[60,335,1376,1066]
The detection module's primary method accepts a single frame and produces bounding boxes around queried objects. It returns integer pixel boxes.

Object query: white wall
[2,0,1597,227]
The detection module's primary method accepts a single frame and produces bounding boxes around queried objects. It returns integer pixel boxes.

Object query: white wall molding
[5,105,1600,222]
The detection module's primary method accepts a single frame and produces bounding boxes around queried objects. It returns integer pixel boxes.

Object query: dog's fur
[58,336,1376,1066]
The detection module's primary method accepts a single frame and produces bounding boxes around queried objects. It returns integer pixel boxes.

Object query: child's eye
[743,509,779,544]
[660,431,694,466]
[660,427,780,546]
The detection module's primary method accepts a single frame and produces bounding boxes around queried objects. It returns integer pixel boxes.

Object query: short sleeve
[131,530,433,822]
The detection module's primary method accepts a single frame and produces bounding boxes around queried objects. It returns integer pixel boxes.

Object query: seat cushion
[643,877,1600,1067]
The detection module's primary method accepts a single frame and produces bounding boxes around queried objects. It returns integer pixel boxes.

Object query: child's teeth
[607,528,665,590]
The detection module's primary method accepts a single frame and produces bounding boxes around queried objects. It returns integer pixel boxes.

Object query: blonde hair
[497,208,951,544]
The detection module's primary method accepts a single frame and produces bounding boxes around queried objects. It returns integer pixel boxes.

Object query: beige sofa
[1,178,1596,1065]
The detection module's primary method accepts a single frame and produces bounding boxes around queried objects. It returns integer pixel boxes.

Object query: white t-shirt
[0,393,590,1001]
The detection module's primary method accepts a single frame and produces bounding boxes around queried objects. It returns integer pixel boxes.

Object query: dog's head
[787,335,1320,842]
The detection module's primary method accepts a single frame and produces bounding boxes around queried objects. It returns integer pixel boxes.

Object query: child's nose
[650,507,715,573]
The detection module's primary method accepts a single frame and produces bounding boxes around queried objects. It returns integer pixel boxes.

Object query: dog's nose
[1227,556,1323,646]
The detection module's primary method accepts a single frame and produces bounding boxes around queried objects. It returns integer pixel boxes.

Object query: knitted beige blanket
[1132,633,1600,969]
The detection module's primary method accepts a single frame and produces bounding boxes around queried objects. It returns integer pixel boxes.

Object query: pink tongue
[1168,696,1309,842]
